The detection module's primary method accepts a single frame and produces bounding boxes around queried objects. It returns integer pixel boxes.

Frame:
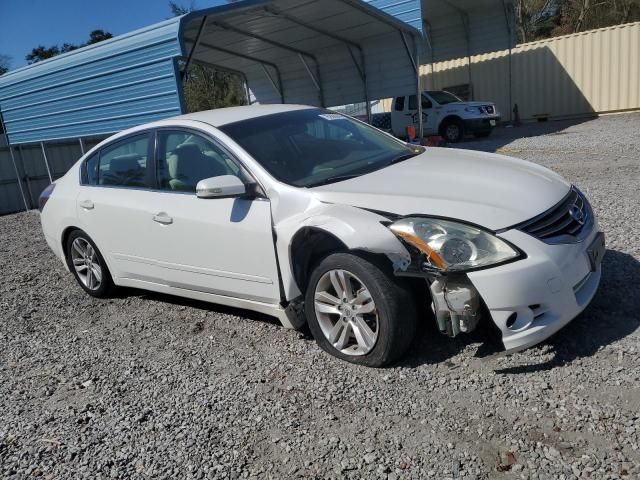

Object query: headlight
[388,217,520,272]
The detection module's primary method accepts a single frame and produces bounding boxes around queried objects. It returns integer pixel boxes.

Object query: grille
[514,187,592,244]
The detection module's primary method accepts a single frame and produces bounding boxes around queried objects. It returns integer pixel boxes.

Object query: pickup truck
[390,90,500,143]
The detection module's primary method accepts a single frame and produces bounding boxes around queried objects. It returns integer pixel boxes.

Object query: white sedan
[39,105,604,367]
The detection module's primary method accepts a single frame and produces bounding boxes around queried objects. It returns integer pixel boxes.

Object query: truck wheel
[305,253,416,367]
[441,119,464,143]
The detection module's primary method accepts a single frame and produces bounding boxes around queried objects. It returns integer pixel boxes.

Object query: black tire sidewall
[65,230,113,298]
[304,253,415,367]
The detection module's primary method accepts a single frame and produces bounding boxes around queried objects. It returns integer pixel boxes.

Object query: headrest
[174,143,203,159]
[109,154,142,173]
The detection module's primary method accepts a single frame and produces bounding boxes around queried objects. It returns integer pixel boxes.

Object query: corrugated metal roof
[0,0,425,145]
[363,0,423,32]
[0,18,184,145]
[181,0,423,107]
[422,0,515,62]
[0,0,424,145]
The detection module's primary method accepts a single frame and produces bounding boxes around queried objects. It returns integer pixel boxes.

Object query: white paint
[40,104,602,355]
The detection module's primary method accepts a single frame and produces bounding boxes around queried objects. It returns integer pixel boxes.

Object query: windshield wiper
[305,174,362,188]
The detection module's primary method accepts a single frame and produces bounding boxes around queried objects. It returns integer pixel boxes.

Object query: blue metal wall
[362,0,423,33]
[0,18,184,145]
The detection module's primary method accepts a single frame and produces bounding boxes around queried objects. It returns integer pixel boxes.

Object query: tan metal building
[380,22,640,122]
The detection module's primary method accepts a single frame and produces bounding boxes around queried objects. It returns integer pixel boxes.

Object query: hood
[309,148,570,231]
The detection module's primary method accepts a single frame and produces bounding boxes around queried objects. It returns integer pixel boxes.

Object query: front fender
[274,202,411,300]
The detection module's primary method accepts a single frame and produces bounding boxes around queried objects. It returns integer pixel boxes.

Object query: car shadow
[398,249,639,371]
[112,250,638,370]
[114,287,283,327]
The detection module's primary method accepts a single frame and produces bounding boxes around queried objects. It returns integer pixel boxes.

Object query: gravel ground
[1,113,639,479]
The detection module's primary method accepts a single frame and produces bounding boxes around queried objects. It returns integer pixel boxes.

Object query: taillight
[38,183,56,212]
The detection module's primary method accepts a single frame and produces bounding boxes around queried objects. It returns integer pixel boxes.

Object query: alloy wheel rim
[446,124,459,140]
[314,269,379,356]
[70,238,102,291]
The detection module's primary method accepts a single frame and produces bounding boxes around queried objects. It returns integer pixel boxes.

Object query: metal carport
[0,0,426,212]
[0,0,425,147]
[0,0,514,214]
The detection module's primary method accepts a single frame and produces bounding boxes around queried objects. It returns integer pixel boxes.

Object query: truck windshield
[219,108,423,188]
[427,91,461,105]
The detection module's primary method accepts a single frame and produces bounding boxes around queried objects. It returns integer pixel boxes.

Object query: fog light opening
[506,312,518,329]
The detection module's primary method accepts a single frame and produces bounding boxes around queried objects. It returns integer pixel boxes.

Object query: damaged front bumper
[467,226,603,353]
[399,223,604,354]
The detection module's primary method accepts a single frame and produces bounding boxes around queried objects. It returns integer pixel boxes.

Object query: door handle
[153,212,173,225]
[79,200,94,210]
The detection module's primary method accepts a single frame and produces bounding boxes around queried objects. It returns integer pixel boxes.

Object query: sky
[0,0,226,70]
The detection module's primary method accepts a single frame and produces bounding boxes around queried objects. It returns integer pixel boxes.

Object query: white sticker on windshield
[319,113,346,121]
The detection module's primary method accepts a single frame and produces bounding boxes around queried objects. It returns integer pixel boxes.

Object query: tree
[169,0,196,16]
[169,1,247,112]
[26,45,61,64]
[25,30,114,64]
[0,54,11,75]
[551,0,640,36]
[87,29,113,45]
[515,0,640,42]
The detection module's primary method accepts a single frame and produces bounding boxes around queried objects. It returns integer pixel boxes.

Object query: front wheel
[305,253,416,367]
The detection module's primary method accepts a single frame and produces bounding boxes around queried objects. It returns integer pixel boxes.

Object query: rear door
[146,128,281,304]
[76,132,165,281]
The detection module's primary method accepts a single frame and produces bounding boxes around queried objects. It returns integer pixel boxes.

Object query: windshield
[427,91,461,105]
[219,108,423,187]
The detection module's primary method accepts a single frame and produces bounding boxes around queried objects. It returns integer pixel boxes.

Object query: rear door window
[97,134,150,187]
[394,96,405,111]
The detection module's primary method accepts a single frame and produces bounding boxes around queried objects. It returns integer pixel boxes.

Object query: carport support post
[40,142,53,184]
[0,108,29,212]
[401,31,423,139]
[78,138,86,155]
[298,53,325,107]
[414,40,423,139]
[8,146,30,212]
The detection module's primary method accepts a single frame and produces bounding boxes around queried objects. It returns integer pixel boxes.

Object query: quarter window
[83,153,99,185]
[97,134,149,187]
[156,131,239,193]
[394,96,405,111]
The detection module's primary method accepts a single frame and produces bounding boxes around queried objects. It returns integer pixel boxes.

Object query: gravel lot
[1,113,639,479]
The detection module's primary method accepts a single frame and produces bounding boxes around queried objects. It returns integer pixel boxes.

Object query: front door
[148,129,281,304]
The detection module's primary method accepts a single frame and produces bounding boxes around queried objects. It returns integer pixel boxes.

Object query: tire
[441,119,464,143]
[65,230,114,298]
[473,131,492,138]
[304,253,416,367]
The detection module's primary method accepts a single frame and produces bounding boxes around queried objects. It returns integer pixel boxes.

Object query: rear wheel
[441,119,464,143]
[65,230,114,298]
[305,253,416,367]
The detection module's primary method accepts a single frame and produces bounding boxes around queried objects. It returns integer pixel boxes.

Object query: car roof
[174,104,315,127]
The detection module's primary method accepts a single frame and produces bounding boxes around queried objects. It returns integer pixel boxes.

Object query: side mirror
[196,175,247,199]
